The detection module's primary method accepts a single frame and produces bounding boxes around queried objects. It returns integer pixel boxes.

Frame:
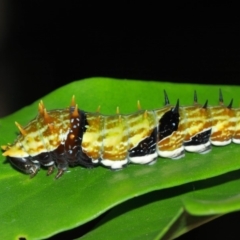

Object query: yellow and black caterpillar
[2,90,240,179]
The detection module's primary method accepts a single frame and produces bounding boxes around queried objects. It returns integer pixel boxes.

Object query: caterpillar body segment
[2,91,240,179]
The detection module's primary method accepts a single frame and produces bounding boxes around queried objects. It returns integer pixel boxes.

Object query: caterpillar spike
[173,99,179,114]
[70,95,76,107]
[43,108,52,124]
[163,90,170,105]
[15,121,27,136]
[38,100,45,115]
[72,104,79,117]
[96,105,101,113]
[228,99,233,109]
[137,100,142,110]
[143,110,148,119]
[116,107,120,114]
[203,100,208,109]
[1,144,10,151]
[219,89,224,105]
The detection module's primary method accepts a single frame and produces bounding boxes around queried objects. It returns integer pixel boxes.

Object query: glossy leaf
[0,78,240,239]
[81,170,240,240]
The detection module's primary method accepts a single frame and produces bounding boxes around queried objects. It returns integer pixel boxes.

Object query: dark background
[0,1,240,239]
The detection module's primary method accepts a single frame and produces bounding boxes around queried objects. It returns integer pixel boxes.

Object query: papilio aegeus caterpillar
[2,90,240,179]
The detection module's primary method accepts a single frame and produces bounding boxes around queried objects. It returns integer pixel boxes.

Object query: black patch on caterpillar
[129,127,157,157]
[184,128,212,146]
[64,109,93,167]
[158,107,180,141]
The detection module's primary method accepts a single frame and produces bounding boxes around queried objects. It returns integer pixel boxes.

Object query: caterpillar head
[7,156,40,177]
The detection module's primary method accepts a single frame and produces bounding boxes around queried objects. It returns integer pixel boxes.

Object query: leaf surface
[0,78,240,239]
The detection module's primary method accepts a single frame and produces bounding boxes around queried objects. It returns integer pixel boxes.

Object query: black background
[0,1,240,239]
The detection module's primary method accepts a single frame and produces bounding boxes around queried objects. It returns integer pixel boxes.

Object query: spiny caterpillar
[2,90,240,179]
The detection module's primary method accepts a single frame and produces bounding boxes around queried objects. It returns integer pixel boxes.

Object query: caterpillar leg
[29,168,39,178]
[53,156,68,179]
[47,165,55,176]
[55,169,65,179]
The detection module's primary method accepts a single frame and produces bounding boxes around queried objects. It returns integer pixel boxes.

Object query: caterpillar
[1,90,240,179]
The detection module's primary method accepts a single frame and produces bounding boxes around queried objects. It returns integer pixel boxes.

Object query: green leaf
[81,170,240,240]
[0,77,240,239]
